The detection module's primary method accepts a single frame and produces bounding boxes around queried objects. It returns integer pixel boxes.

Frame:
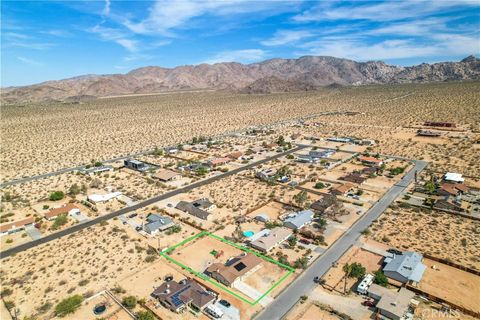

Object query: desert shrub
[51,214,68,230]
[49,191,65,201]
[136,311,155,320]
[122,296,137,309]
[54,295,83,317]
[314,182,326,189]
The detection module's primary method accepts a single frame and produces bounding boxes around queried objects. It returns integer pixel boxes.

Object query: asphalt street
[255,160,428,320]
[0,145,307,259]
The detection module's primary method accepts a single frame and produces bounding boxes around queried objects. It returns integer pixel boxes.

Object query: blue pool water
[243,231,254,237]
[93,305,106,315]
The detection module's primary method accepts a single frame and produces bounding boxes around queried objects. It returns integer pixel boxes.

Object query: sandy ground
[0,218,184,319]
[323,246,383,293]
[418,258,480,314]
[370,207,480,270]
[285,301,345,320]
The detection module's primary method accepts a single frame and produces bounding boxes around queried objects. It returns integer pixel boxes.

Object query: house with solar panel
[383,251,426,284]
[152,278,215,313]
[204,253,262,287]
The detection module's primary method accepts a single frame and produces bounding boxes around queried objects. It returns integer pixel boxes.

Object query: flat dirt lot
[286,301,344,320]
[418,258,480,314]
[370,207,480,270]
[0,219,175,319]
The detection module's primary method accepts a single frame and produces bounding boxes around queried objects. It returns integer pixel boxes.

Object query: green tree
[424,181,436,193]
[136,311,155,320]
[51,214,68,230]
[342,262,366,294]
[69,184,81,196]
[277,135,286,146]
[54,295,84,317]
[293,191,308,207]
[294,257,308,269]
[122,296,137,309]
[49,191,65,201]
[314,182,325,189]
[373,271,388,287]
[288,236,297,247]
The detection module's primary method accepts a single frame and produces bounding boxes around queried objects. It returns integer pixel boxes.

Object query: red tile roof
[44,203,78,219]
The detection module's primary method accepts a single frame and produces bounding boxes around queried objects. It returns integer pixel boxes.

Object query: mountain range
[2,55,479,104]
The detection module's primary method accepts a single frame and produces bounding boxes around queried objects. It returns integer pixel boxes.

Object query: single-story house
[291,133,302,140]
[310,194,337,213]
[152,278,215,313]
[309,149,335,159]
[330,183,355,196]
[416,129,441,137]
[249,227,292,252]
[44,203,80,221]
[443,172,464,183]
[327,137,353,143]
[375,287,416,320]
[207,157,231,168]
[438,183,469,196]
[204,253,262,287]
[263,142,278,150]
[143,214,175,235]
[154,169,181,182]
[283,210,314,230]
[383,251,426,284]
[255,168,276,180]
[424,121,455,128]
[355,139,376,146]
[226,151,243,160]
[88,191,122,203]
[175,199,215,220]
[124,159,150,172]
[359,156,383,167]
[362,166,379,175]
[0,217,35,236]
[341,173,367,184]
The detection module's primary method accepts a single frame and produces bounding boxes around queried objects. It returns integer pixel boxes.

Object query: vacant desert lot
[418,258,480,314]
[370,207,480,269]
[0,219,163,318]
[2,82,479,181]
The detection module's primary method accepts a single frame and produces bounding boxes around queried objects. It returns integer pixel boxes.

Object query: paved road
[255,160,428,320]
[0,145,306,259]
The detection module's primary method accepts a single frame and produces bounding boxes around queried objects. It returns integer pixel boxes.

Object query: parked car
[362,300,375,307]
[307,255,314,262]
[135,226,142,232]
[219,299,231,308]
[387,248,402,255]
[299,238,312,245]
[128,213,138,218]
[313,276,321,283]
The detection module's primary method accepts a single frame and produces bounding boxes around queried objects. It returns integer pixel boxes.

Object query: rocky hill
[2,55,479,104]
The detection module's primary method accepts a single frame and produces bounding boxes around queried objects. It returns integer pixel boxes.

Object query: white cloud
[115,39,138,52]
[261,30,315,46]
[17,56,43,66]
[103,0,111,16]
[204,49,267,64]
[297,33,479,61]
[123,0,294,36]
[294,0,479,22]
[42,30,73,37]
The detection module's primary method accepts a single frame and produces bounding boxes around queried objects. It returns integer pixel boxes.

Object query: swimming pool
[243,231,254,237]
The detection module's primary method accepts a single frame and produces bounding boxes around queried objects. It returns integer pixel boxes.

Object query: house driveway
[232,280,273,307]
[25,225,42,240]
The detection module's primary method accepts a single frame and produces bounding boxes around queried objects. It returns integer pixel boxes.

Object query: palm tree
[342,263,353,294]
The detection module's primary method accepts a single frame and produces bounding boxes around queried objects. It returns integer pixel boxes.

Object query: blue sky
[2,0,479,86]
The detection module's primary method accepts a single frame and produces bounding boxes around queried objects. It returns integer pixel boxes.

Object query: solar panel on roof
[170,285,191,307]
[234,262,247,272]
